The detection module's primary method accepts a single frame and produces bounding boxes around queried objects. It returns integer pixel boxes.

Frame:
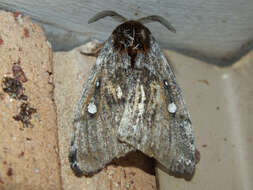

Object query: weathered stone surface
[0,11,61,190]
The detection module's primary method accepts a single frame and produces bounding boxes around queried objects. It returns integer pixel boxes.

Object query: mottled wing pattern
[69,38,135,176]
[70,34,195,176]
[116,37,195,175]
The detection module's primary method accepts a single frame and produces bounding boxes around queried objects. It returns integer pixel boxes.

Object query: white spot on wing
[87,102,97,114]
[96,81,100,87]
[164,80,169,87]
[168,102,177,113]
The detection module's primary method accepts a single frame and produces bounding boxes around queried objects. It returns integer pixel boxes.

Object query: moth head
[88,10,176,53]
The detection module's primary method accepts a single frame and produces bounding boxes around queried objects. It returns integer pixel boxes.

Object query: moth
[69,10,195,177]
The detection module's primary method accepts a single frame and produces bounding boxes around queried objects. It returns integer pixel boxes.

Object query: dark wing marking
[116,37,195,175]
[69,38,135,176]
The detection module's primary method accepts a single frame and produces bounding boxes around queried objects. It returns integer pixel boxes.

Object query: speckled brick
[0,11,61,190]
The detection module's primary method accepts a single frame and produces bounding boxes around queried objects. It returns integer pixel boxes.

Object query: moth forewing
[69,43,135,176]
[116,36,195,175]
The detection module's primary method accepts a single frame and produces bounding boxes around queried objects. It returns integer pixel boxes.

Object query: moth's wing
[117,37,195,175]
[69,39,134,176]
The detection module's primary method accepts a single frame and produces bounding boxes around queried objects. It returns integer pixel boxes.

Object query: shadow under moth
[69,10,196,177]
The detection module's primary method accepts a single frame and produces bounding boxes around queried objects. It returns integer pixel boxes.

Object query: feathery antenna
[138,15,176,33]
[88,10,127,24]
[89,11,176,33]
